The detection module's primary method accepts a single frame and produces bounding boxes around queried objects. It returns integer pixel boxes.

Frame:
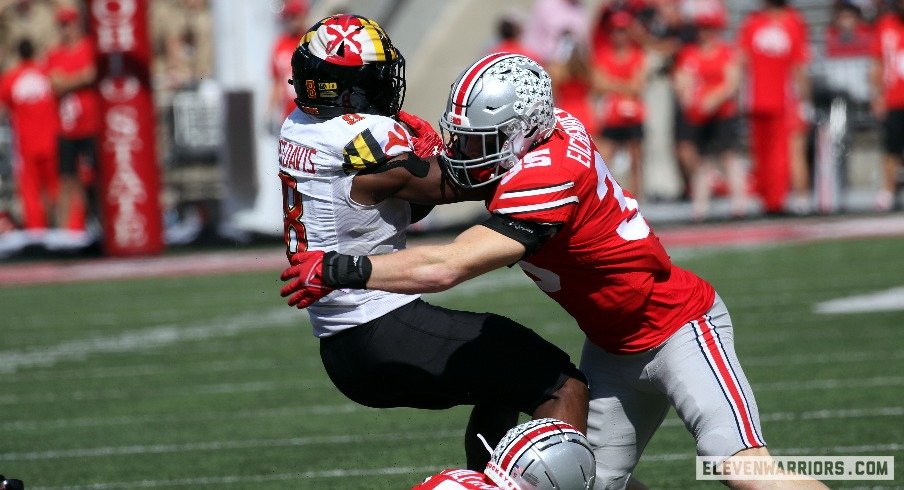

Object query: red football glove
[280,250,334,309]
[398,110,444,158]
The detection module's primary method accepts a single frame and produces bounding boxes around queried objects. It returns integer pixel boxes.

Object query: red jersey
[412,469,500,489]
[739,8,808,114]
[487,110,715,354]
[272,34,301,118]
[46,38,101,138]
[0,60,59,156]
[593,45,645,127]
[873,14,904,109]
[675,41,738,123]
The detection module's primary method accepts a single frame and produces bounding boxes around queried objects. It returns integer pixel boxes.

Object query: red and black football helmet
[289,14,406,118]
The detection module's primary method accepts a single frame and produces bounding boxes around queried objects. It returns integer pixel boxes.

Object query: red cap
[56,6,79,24]
[281,0,308,19]
[609,11,634,29]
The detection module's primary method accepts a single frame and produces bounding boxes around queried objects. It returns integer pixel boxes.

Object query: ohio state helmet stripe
[451,52,520,117]
[499,182,575,199]
[495,197,579,215]
[498,421,581,471]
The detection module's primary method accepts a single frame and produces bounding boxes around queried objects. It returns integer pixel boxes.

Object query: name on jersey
[279,138,316,174]
[557,112,593,168]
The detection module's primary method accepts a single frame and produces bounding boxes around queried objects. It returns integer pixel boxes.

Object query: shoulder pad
[342,114,413,174]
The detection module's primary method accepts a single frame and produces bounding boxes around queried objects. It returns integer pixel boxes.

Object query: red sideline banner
[88,0,163,256]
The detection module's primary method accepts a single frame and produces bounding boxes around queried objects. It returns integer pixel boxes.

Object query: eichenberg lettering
[556,110,593,168]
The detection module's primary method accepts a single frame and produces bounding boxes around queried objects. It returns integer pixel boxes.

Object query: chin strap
[478,433,522,490]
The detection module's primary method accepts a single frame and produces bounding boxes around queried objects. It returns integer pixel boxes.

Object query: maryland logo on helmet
[301,14,399,66]
[290,14,406,118]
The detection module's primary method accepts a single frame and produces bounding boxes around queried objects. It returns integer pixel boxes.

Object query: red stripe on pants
[697,316,760,448]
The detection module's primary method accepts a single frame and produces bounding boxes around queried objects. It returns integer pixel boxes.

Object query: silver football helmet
[439,53,556,188]
[484,418,596,490]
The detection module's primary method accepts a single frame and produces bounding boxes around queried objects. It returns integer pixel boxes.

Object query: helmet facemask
[439,53,555,188]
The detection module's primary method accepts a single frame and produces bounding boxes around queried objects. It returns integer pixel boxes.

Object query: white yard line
[30,465,448,489]
[2,375,901,406]
[815,286,904,314]
[27,444,903,489]
[0,308,300,373]
[4,407,901,461]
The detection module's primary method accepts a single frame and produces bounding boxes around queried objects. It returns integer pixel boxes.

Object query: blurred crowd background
[0,0,902,259]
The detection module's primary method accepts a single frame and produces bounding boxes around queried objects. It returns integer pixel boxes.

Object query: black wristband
[321,251,372,289]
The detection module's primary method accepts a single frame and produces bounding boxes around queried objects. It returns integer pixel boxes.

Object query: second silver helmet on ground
[484,418,596,490]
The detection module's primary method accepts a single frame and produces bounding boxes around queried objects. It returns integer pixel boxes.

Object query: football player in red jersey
[413,418,594,490]
[282,53,828,489]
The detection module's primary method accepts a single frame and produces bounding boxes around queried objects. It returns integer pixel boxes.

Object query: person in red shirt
[282,54,828,489]
[592,10,646,200]
[45,5,100,237]
[0,38,59,232]
[673,8,747,220]
[268,0,309,128]
[738,0,811,215]
[871,0,904,211]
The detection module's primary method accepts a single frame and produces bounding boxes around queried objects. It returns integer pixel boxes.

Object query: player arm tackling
[280,216,558,307]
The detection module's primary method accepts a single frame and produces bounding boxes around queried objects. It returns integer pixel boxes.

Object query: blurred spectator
[522,0,590,65]
[0,38,59,233]
[547,31,597,137]
[269,0,309,128]
[821,1,874,105]
[826,1,874,57]
[46,5,100,241]
[157,0,213,90]
[592,10,646,198]
[487,10,541,61]
[0,0,57,71]
[673,8,747,220]
[870,0,904,211]
[738,0,811,215]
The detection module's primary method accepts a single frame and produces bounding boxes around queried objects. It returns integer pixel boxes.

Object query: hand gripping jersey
[487,110,715,354]
[279,110,419,336]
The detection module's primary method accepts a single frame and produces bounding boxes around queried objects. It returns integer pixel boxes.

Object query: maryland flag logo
[343,129,389,174]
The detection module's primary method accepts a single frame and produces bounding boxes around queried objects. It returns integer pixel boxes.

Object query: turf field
[1,234,902,488]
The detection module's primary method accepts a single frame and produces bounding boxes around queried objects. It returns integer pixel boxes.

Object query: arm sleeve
[480,213,560,258]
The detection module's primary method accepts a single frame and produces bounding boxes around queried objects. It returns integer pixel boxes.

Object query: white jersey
[278,109,420,337]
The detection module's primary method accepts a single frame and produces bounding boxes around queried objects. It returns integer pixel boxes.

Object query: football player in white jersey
[277,14,588,471]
